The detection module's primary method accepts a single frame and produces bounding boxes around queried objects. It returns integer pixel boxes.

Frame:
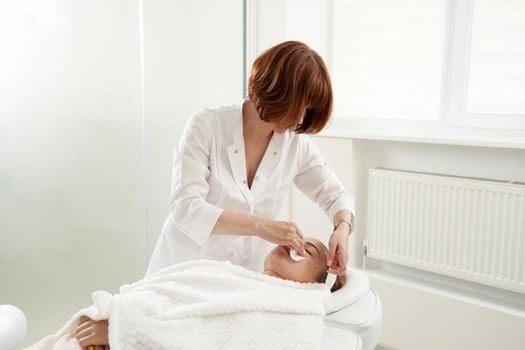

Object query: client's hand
[75,316,110,350]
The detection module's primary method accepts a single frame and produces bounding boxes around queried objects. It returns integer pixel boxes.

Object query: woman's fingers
[278,222,306,256]
[337,246,347,269]
[290,237,306,256]
[294,224,304,239]
[294,228,307,256]
[329,258,342,274]
[329,246,347,274]
[288,222,306,255]
[259,219,306,255]
[327,239,337,267]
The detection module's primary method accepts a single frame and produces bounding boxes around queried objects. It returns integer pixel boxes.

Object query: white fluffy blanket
[26,259,331,350]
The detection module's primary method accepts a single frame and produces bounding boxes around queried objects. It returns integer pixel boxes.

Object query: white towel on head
[25,259,331,350]
[324,273,337,290]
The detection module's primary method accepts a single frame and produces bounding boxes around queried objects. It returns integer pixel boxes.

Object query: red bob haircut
[247,40,333,134]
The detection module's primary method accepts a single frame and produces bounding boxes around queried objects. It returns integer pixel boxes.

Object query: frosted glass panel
[142,0,245,260]
[0,1,145,347]
[466,0,525,115]
[332,0,447,120]
[0,0,244,348]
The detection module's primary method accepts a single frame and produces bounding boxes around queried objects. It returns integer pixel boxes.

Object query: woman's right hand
[256,218,307,256]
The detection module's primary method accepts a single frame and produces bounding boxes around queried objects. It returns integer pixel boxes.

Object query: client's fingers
[76,326,93,341]
[78,333,93,348]
[76,321,92,336]
[76,317,91,334]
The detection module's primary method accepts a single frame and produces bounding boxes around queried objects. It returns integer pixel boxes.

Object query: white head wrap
[324,272,337,290]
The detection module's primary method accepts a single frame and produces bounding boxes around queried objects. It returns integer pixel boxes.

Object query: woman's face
[263,237,328,283]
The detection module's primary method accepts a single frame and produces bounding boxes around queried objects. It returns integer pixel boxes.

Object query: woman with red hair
[147,40,355,278]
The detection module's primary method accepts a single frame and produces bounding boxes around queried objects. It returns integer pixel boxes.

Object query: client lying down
[26,237,346,350]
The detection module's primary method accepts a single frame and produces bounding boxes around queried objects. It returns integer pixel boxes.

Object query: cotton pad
[289,249,306,262]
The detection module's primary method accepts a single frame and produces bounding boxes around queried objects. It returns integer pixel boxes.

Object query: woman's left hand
[75,316,110,349]
[326,225,350,275]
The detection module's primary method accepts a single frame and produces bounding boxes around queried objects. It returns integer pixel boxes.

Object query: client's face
[263,237,328,283]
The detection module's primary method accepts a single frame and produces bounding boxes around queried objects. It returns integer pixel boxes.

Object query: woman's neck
[243,97,274,141]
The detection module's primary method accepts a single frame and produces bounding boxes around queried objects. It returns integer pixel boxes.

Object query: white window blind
[331,0,448,120]
[466,0,525,115]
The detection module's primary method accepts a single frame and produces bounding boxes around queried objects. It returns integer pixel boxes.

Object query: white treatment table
[2,268,381,349]
[322,267,383,350]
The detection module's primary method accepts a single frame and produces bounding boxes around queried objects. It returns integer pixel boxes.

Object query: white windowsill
[317,127,525,150]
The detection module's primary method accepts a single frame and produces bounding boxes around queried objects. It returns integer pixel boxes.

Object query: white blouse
[146,97,355,276]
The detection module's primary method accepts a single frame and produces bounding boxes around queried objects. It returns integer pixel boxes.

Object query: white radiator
[367,168,525,294]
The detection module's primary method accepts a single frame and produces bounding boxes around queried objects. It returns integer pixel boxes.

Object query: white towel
[25,259,331,350]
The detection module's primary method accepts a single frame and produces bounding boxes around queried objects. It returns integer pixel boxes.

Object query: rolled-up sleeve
[169,111,224,248]
[293,135,356,224]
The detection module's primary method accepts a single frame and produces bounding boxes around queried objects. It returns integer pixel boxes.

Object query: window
[466,0,525,115]
[332,0,448,121]
[250,0,525,147]
[328,0,525,147]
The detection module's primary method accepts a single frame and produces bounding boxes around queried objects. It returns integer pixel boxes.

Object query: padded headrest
[325,266,370,314]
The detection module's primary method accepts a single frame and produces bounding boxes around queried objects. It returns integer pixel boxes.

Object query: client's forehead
[305,237,323,247]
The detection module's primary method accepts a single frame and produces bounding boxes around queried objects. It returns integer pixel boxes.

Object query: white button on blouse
[145,97,355,276]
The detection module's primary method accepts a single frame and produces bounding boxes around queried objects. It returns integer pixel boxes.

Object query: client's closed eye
[305,242,320,257]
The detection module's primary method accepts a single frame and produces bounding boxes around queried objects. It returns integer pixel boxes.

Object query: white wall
[324,138,525,349]
[256,1,525,349]
[290,136,525,350]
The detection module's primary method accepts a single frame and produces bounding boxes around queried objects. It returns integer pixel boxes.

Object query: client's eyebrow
[306,242,320,257]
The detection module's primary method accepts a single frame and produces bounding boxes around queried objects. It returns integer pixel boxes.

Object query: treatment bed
[1,266,381,349]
